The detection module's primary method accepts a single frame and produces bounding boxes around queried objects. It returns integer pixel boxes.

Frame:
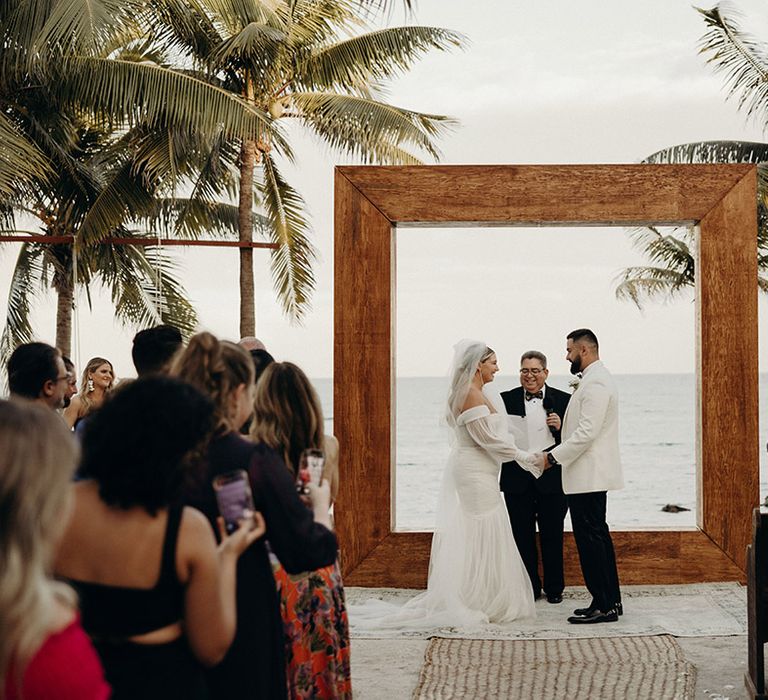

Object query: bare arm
[177,507,264,666]
[62,396,83,429]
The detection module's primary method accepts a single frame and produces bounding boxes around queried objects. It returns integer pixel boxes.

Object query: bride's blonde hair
[0,400,78,692]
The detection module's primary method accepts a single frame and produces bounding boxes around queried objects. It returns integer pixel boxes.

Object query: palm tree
[1,115,201,359]
[1,0,284,356]
[145,0,465,335]
[616,6,768,306]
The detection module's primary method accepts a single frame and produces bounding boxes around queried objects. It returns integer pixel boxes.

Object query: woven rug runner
[413,635,696,699]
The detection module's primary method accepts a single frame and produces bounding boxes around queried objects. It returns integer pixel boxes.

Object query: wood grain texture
[334,164,760,587]
[344,531,746,588]
[334,171,394,575]
[337,165,754,225]
[698,170,760,571]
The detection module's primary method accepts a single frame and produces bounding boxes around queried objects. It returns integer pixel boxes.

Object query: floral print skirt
[273,560,352,700]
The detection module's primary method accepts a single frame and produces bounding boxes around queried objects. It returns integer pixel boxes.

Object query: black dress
[70,505,208,700]
[186,431,338,700]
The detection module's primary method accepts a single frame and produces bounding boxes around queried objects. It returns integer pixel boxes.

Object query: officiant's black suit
[500,384,570,599]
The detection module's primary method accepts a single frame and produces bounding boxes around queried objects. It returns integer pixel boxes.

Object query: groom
[534,329,623,624]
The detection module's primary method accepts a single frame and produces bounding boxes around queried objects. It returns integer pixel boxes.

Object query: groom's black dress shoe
[567,608,619,624]
[573,601,623,617]
[546,593,563,604]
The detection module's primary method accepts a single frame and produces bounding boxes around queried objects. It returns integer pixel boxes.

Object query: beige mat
[413,635,696,699]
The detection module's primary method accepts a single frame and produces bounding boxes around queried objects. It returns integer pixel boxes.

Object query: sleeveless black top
[70,505,185,639]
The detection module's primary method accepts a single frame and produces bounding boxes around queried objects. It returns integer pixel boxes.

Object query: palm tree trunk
[55,277,73,357]
[238,138,257,337]
[238,74,257,338]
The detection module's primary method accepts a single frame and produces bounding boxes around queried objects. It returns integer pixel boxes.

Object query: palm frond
[210,21,286,73]
[0,113,51,199]
[0,243,46,366]
[614,266,694,309]
[204,0,285,34]
[146,197,269,240]
[147,0,224,65]
[94,242,198,335]
[697,5,768,124]
[260,154,315,321]
[290,91,456,162]
[643,140,768,192]
[55,57,289,150]
[34,0,143,59]
[295,27,466,93]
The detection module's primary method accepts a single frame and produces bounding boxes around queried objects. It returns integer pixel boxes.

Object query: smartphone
[297,449,325,494]
[212,469,255,534]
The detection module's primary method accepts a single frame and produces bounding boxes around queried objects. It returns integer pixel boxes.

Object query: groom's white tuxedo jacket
[549,360,624,495]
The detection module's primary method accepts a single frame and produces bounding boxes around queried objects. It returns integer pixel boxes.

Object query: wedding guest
[61,356,78,408]
[174,332,338,700]
[55,376,264,699]
[251,362,350,699]
[500,350,570,604]
[132,325,183,376]
[535,329,624,624]
[63,357,114,429]
[0,399,110,700]
[6,342,69,410]
[240,348,275,435]
[239,336,267,351]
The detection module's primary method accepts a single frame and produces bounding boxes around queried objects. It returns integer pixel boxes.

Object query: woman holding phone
[173,333,338,700]
[54,377,264,699]
[251,362,351,700]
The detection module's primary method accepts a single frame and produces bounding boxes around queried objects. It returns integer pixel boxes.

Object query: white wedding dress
[350,403,539,631]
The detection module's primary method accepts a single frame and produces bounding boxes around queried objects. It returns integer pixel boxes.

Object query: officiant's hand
[545,413,561,432]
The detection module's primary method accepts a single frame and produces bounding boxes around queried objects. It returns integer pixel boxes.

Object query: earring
[87,377,94,392]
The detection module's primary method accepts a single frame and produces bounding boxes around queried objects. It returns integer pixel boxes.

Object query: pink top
[5,617,110,700]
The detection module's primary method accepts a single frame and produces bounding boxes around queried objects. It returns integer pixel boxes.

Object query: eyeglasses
[519,368,545,376]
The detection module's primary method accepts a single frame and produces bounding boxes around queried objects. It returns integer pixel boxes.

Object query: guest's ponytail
[173,332,254,433]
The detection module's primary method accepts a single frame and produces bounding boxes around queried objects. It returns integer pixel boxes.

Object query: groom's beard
[569,357,582,375]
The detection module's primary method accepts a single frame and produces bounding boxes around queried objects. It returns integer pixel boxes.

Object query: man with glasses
[7,342,70,411]
[62,356,78,408]
[500,350,570,604]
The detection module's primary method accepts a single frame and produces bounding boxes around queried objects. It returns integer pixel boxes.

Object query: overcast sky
[2,0,768,379]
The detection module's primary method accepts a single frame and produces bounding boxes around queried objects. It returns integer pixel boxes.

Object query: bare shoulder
[176,506,216,581]
[324,435,339,459]
[180,506,215,539]
[461,388,486,413]
[62,396,84,426]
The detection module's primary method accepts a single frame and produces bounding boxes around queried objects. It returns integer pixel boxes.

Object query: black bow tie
[525,391,543,401]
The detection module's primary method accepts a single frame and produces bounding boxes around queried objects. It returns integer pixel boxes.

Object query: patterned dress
[273,560,352,699]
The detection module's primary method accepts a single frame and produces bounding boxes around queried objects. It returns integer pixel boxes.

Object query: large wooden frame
[334,165,760,587]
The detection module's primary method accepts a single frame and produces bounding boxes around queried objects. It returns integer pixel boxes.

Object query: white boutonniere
[568,374,582,392]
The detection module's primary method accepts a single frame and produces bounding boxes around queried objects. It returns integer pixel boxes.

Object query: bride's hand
[526,452,548,472]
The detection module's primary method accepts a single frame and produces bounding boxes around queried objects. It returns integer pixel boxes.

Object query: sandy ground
[350,635,749,699]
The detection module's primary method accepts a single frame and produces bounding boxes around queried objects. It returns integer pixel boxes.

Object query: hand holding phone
[213,470,255,534]
[296,449,325,496]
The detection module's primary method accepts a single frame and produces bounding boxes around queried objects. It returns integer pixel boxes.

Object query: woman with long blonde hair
[63,357,114,429]
[250,362,349,699]
[174,332,338,700]
[0,399,109,699]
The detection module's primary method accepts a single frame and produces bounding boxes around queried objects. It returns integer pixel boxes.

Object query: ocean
[314,374,768,530]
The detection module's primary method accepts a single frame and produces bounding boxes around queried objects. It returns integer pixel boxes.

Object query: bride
[352,340,546,630]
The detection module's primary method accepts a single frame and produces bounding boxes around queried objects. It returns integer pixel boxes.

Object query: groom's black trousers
[568,491,621,612]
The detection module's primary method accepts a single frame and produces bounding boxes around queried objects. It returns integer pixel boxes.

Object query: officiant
[500,350,570,604]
